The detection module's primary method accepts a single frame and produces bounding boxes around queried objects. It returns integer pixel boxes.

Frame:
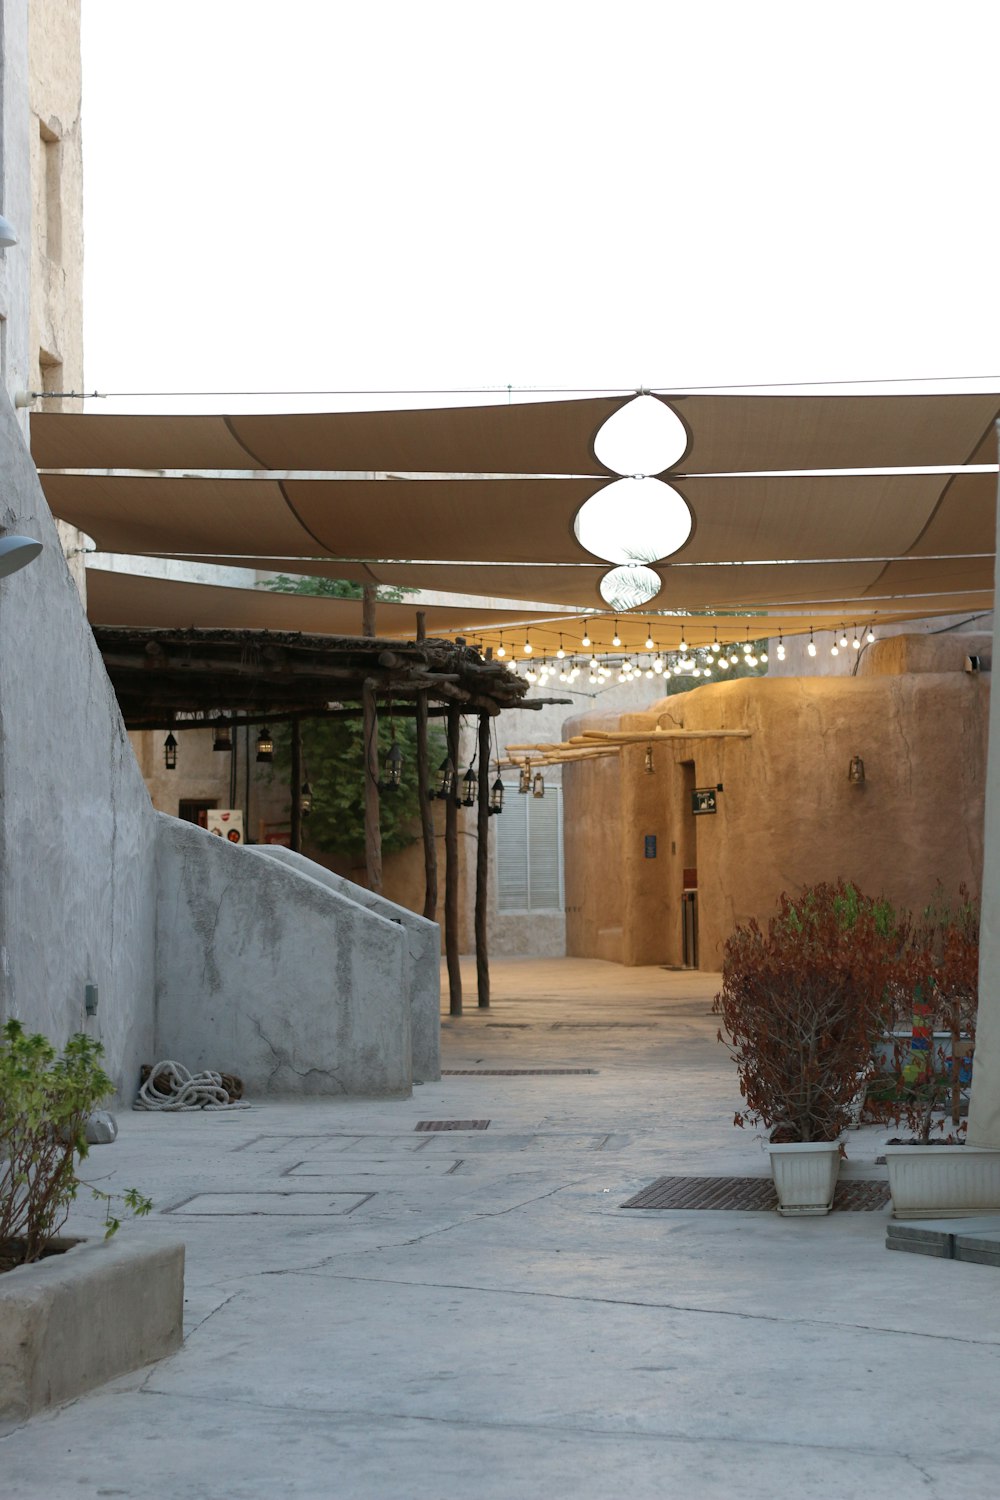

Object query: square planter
[884,1144,1000,1220]
[0,1233,185,1425]
[767,1141,841,1216]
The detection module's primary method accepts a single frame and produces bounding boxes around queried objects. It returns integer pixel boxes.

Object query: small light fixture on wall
[848,755,865,785]
[300,780,313,817]
[213,718,233,752]
[644,745,655,774]
[163,731,178,771]
[532,771,545,798]
[256,726,274,763]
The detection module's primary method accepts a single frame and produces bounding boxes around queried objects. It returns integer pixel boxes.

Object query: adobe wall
[564,661,989,971]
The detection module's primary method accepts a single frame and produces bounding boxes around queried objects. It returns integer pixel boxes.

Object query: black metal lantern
[489,776,504,815]
[300,780,313,816]
[518,760,532,795]
[163,731,178,771]
[461,762,478,807]
[256,726,274,763]
[532,771,545,799]
[435,756,455,800]
[212,719,232,752]
[381,738,403,791]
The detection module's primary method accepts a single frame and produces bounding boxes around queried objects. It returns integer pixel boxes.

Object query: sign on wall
[692,788,718,816]
[207,809,245,843]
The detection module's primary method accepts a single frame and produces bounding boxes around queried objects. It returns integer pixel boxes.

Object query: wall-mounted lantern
[163,731,178,771]
[848,755,866,785]
[644,745,655,775]
[256,726,274,763]
[213,719,232,752]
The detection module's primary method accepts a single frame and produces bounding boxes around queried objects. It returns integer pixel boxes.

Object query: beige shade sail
[84,568,561,637]
[31,396,623,475]
[663,393,1000,473]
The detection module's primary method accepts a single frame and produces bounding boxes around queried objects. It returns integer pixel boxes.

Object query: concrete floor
[2,957,997,1499]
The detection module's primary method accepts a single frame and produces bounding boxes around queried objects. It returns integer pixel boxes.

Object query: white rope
[133,1060,251,1111]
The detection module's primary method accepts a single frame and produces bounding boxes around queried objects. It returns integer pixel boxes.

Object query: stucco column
[967,438,1000,1147]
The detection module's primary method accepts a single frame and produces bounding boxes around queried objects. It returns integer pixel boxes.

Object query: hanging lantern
[848,755,866,785]
[461,761,478,807]
[644,745,655,775]
[382,737,403,791]
[300,780,313,817]
[489,776,504,815]
[532,771,545,799]
[518,760,532,794]
[256,726,274,763]
[212,719,232,753]
[163,731,178,771]
[435,756,455,800]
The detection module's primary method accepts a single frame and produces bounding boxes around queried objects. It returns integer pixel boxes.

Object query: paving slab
[1,955,998,1500]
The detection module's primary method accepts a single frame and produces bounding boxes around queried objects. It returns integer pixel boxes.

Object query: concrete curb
[0,1233,185,1425]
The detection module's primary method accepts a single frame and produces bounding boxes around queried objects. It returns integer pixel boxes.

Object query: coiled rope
[133,1060,251,1111]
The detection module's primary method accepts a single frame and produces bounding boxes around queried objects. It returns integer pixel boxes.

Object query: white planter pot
[767,1141,841,1216]
[884,1145,1000,1220]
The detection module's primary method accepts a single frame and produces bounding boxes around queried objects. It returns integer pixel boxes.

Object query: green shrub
[0,1020,150,1267]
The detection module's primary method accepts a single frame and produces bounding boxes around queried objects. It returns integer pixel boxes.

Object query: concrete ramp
[153,815,411,1096]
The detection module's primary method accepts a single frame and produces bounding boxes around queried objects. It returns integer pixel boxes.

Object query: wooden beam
[475,713,490,1010]
[415,610,438,923]
[445,703,462,1016]
[573,729,752,743]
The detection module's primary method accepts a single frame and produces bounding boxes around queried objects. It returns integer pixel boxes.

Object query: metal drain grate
[441,1069,598,1076]
[621,1176,891,1212]
[415,1119,491,1131]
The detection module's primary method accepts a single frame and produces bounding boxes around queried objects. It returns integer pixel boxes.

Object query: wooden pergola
[92,599,556,1015]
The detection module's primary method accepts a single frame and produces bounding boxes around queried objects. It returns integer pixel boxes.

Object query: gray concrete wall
[0,393,157,1096]
[252,843,440,1082]
[153,816,412,1096]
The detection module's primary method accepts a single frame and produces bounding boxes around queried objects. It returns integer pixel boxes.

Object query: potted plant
[872,892,1000,1218]
[714,882,899,1215]
[1,1020,183,1422]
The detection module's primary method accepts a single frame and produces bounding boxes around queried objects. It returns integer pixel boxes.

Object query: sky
[80,1,1000,415]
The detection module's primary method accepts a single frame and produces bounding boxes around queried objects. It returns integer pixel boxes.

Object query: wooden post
[290,716,302,853]
[362,584,382,894]
[445,702,462,1015]
[415,610,438,921]
[475,711,491,1009]
[363,678,383,894]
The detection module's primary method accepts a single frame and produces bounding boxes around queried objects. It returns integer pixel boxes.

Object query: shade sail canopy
[33,390,1000,628]
[86,569,985,659]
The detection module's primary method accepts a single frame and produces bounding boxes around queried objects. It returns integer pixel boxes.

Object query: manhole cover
[620,1176,890,1212]
[441,1069,598,1076]
[415,1119,491,1131]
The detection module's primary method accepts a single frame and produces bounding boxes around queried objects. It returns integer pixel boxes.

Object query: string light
[807,630,817,658]
[496,637,506,659]
[831,641,840,656]
[581,629,591,648]
[776,634,786,661]
[612,619,622,647]
[645,631,655,650]
[866,626,876,643]
[523,639,533,655]
[852,625,861,650]
[839,631,848,648]
[556,636,565,660]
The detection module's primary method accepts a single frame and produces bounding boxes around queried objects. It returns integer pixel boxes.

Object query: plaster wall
[153,815,412,1096]
[253,843,440,1082]
[0,392,157,1096]
[564,663,989,971]
[1,0,33,405]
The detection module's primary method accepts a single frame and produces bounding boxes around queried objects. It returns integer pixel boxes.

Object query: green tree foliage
[275,715,440,858]
[260,574,407,602]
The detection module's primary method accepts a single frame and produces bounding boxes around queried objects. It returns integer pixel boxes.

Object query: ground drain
[621,1176,891,1212]
[415,1119,491,1131]
[441,1069,598,1076]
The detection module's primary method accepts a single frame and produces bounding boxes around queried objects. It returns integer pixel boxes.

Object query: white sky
[81,1,1000,414]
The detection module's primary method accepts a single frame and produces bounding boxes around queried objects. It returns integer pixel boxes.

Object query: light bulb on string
[612,619,621,648]
[523,639,532,655]
[645,631,655,650]
[831,642,839,656]
[729,651,739,665]
[852,625,861,650]
[839,631,848,648]
[581,629,591,648]
[556,636,565,660]
[866,626,876,643]
[807,631,817,657]
[496,639,506,659]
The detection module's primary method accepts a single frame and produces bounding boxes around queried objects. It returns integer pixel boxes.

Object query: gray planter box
[0,1234,185,1425]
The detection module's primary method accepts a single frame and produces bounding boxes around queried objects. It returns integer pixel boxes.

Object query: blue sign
[644,835,657,858]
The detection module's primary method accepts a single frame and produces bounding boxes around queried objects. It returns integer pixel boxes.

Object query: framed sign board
[692,788,718,816]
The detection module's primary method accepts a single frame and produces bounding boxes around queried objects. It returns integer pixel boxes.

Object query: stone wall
[564,649,990,971]
[0,393,157,1095]
[153,816,412,1097]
